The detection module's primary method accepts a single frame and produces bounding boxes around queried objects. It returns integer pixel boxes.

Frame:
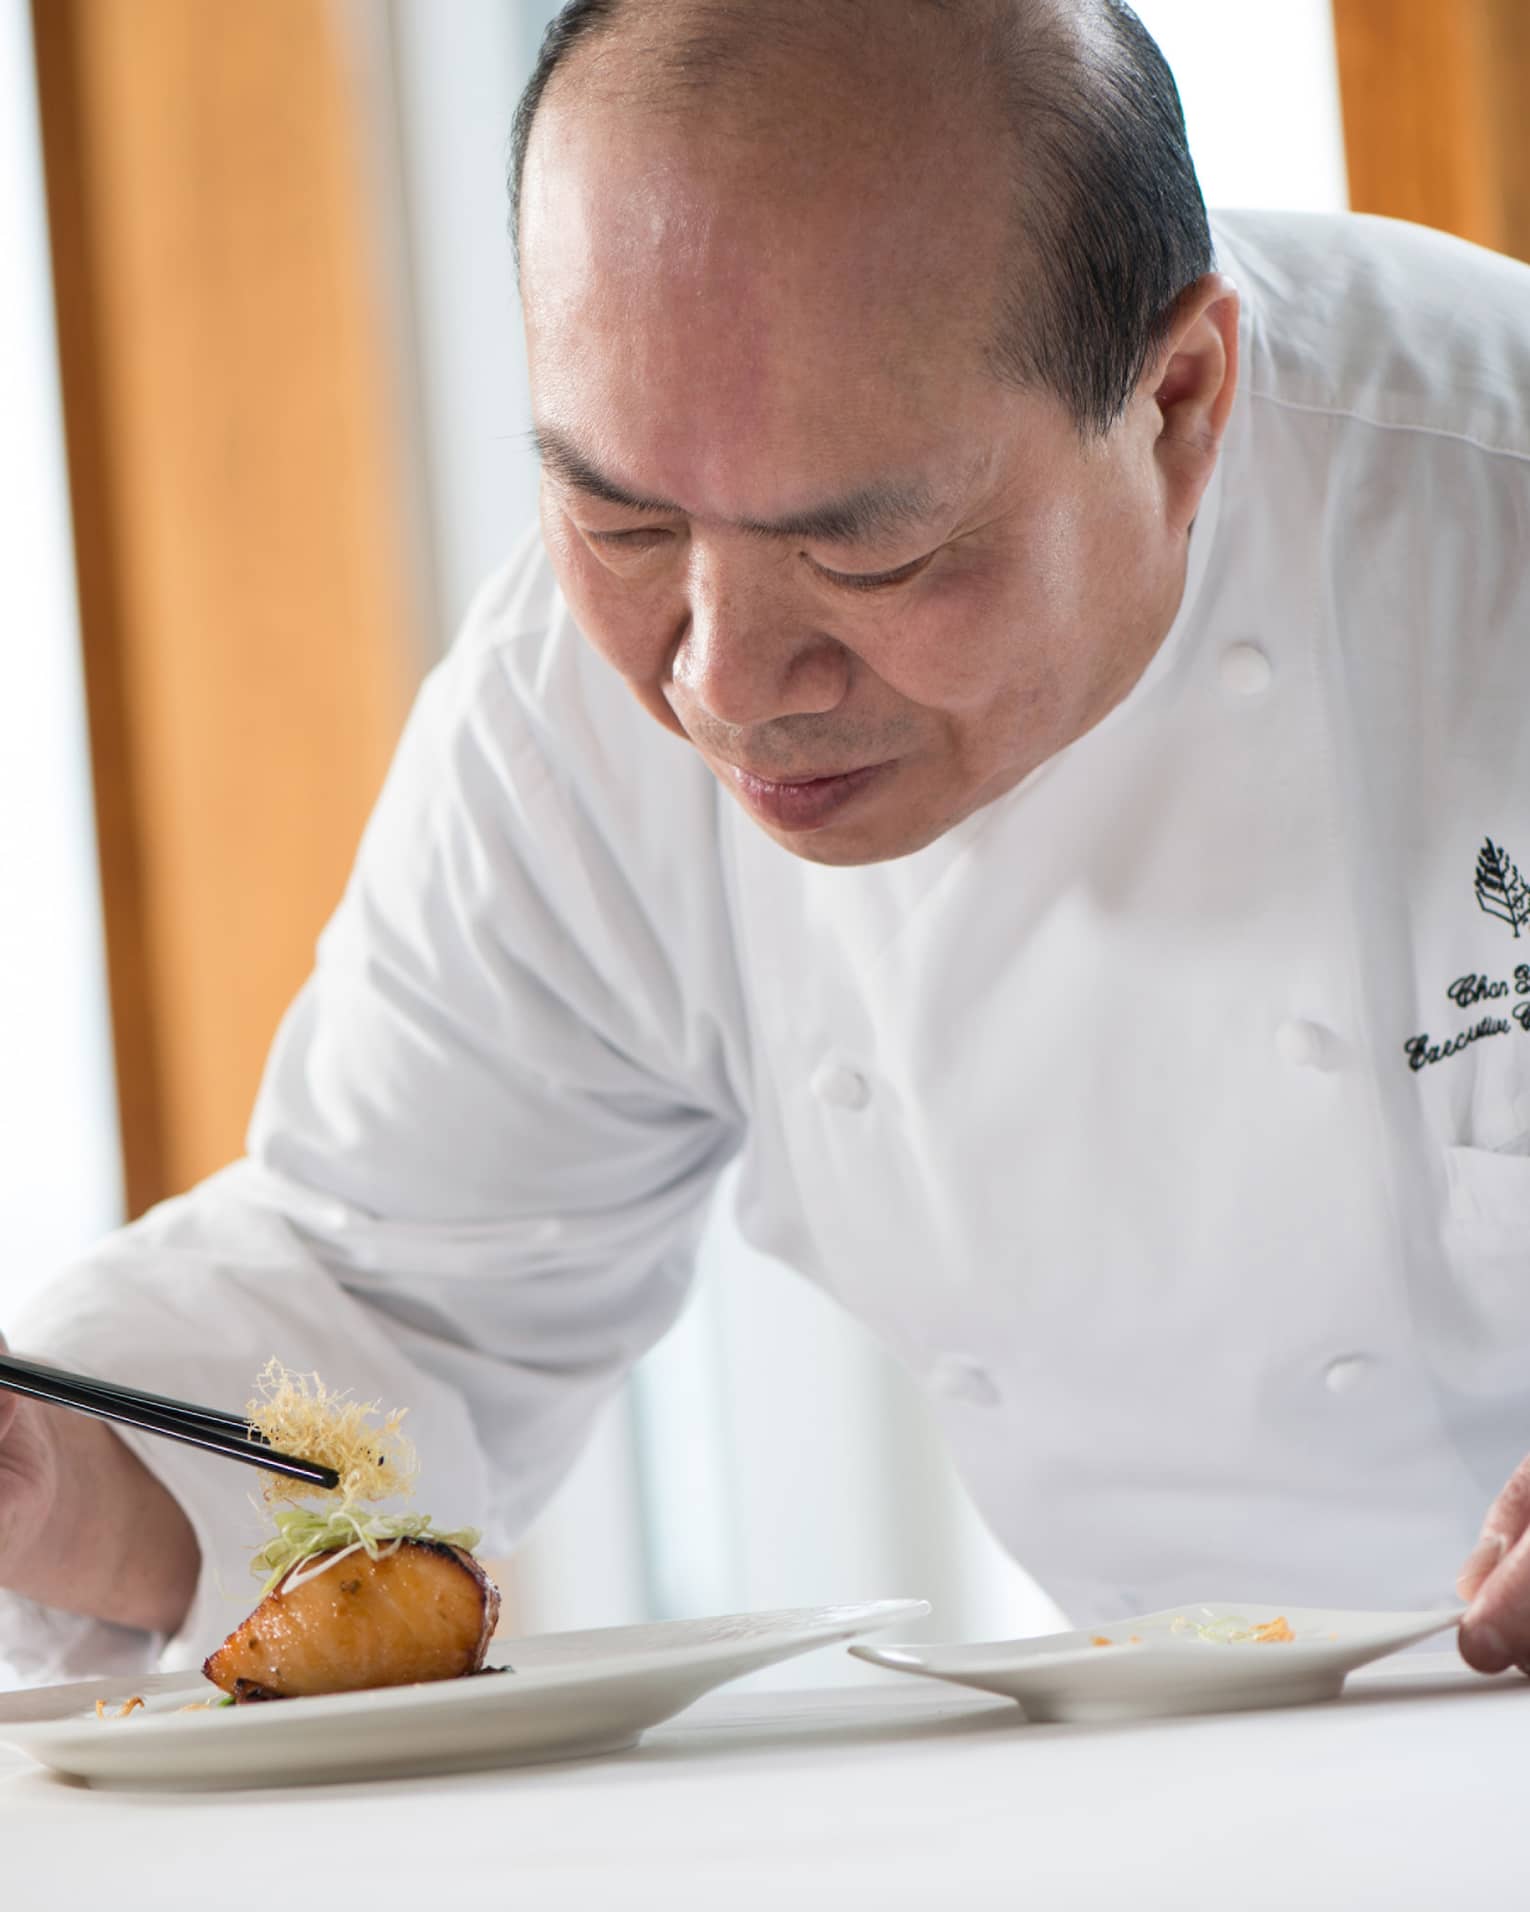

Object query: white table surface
[0,1652,1520,1910]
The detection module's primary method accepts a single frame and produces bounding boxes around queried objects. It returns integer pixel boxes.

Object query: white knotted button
[928,1354,1002,1407]
[810,1059,872,1111]
[1276,1018,1338,1071]
[1323,1353,1375,1396]
[1219,642,1273,696]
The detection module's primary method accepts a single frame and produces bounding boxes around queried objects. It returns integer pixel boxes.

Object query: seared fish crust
[204,1539,500,1701]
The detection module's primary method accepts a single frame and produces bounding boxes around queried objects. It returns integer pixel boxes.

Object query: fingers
[1458,1456,1530,1600]
[1459,1530,1530,1673]
[0,1330,13,1445]
[1457,1529,1507,1610]
[1459,1456,1530,1674]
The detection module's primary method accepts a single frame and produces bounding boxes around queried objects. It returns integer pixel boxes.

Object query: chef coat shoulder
[443,529,726,904]
[292,528,752,1200]
[474,529,735,952]
[1212,208,1530,461]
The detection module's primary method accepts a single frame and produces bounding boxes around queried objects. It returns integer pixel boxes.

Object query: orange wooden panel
[33,0,419,1212]
[1333,0,1530,261]
[1488,0,1530,259]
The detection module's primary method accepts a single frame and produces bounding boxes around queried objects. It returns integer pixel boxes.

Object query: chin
[757,807,961,867]
[712,750,980,866]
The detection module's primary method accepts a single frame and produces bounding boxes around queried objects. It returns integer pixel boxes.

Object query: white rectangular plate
[0,1598,929,1789]
[850,1602,1465,1722]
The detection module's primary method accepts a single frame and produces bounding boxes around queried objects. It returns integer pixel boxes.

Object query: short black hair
[507,0,1213,436]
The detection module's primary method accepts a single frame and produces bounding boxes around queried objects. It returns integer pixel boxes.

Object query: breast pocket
[1446,1142,1530,1226]
[1440,1145,1530,1378]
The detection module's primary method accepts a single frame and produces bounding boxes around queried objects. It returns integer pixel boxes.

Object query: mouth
[725,760,892,833]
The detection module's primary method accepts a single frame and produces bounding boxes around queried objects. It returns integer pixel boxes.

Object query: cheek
[871,566,1057,719]
[540,498,674,690]
[928,497,1121,713]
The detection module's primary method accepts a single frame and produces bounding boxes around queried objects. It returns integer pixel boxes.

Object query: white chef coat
[7,209,1530,1680]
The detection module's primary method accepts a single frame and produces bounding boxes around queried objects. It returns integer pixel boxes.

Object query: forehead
[519,93,1011,518]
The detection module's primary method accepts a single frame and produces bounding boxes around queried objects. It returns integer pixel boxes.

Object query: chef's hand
[0,1329,199,1633]
[0,1332,59,1581]
[1457,1459,1530,1673]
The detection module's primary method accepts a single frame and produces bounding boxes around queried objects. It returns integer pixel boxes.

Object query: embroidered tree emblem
[1475,838,1530,938]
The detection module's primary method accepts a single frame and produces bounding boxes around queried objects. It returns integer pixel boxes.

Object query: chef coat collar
[965,382,1231,841]
[1062,404,1228,759]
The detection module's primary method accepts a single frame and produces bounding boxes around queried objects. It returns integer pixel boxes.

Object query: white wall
[0,0,123,1322]
[1131,0,1349,213]
[369,0,556,649]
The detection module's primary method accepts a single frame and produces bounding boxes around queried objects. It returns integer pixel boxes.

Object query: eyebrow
[531,424,942,546]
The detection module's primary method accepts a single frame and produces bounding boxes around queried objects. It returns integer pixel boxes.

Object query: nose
[673,545,849,728]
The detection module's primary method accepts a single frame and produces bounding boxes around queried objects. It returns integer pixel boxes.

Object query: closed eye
[586,525,934,590]
[587,527,673,551]
[813,552,935,593]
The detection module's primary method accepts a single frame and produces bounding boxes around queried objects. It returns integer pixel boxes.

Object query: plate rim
[0,1595,932,1744]
[848,1601,1465,1680]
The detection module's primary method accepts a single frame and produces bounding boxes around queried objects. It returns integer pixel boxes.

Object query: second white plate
[0,1598,929,1790]
[850,1602,1464,1722]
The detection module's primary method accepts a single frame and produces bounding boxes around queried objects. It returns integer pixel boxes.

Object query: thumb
[0,1331,17,1444]
[1459,1457,1530,1603]
[1457,1530,1508,1602]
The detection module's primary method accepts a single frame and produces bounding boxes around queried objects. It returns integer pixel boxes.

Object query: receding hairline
[520,0,1079,219]
[538,0,1032,114]
[517,2,1044,401]
[510,0,1213,435]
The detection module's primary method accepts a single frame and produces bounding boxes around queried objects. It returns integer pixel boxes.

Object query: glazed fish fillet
[204,1539,501,1701]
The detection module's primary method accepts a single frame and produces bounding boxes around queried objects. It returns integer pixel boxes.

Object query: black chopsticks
[0,1354,340,1490]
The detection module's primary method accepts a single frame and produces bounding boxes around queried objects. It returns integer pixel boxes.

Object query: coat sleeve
[0,583,744,1685]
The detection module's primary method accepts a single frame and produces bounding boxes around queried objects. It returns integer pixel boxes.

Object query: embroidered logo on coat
[1475,837,1530,939]
[1401,837,1530,1070]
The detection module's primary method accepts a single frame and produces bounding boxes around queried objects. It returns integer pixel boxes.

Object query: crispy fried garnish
[95,1695,145,1719]
[1251,1616,1295,1644]
[246,1360,416,1507]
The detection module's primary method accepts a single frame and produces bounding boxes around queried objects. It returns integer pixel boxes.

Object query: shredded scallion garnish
[251,1505,481,1595]
[1168,1613,1296,1645]
[243,1362,479,1591]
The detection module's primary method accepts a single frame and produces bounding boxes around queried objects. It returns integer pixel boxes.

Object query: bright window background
[6,0,1350,1664]
[1132,0,1349,214]
[0,0,123,1322]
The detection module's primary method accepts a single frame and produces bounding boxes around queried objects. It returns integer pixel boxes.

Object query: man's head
[513,0,1238,864]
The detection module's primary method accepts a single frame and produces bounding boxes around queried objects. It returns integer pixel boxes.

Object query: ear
[1141,272,1240,532]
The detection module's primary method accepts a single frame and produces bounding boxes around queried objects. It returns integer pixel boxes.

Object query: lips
[733,765,869,786]
[726,760,891,832]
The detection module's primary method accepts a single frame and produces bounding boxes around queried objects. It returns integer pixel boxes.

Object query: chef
[3,0,1530,1684]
